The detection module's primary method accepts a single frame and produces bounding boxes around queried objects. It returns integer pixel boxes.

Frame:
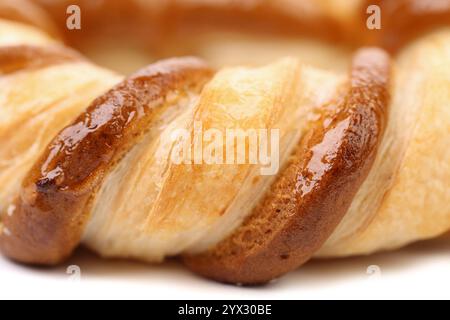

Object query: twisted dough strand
[184,48,390,284]
[0,17,391,283]
[0,56,213,264]
[0,0,448,285]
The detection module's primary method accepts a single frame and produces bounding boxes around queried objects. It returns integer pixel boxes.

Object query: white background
[1,234,449,300]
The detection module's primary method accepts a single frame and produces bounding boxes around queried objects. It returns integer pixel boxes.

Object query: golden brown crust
[0,45,82,75]
[0,0,445,284]
[183,48,391,285]
[0,57,214,265]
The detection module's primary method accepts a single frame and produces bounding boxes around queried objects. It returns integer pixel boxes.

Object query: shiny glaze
[184,48,391,284]
[0,57,213,264]
[0,0,446,283]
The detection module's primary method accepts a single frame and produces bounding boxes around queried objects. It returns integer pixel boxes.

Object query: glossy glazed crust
[184,48,391,284]
[0,57,214,265]
[0,0,447,285]
[0,45,82,75]
[316,27,450,257]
